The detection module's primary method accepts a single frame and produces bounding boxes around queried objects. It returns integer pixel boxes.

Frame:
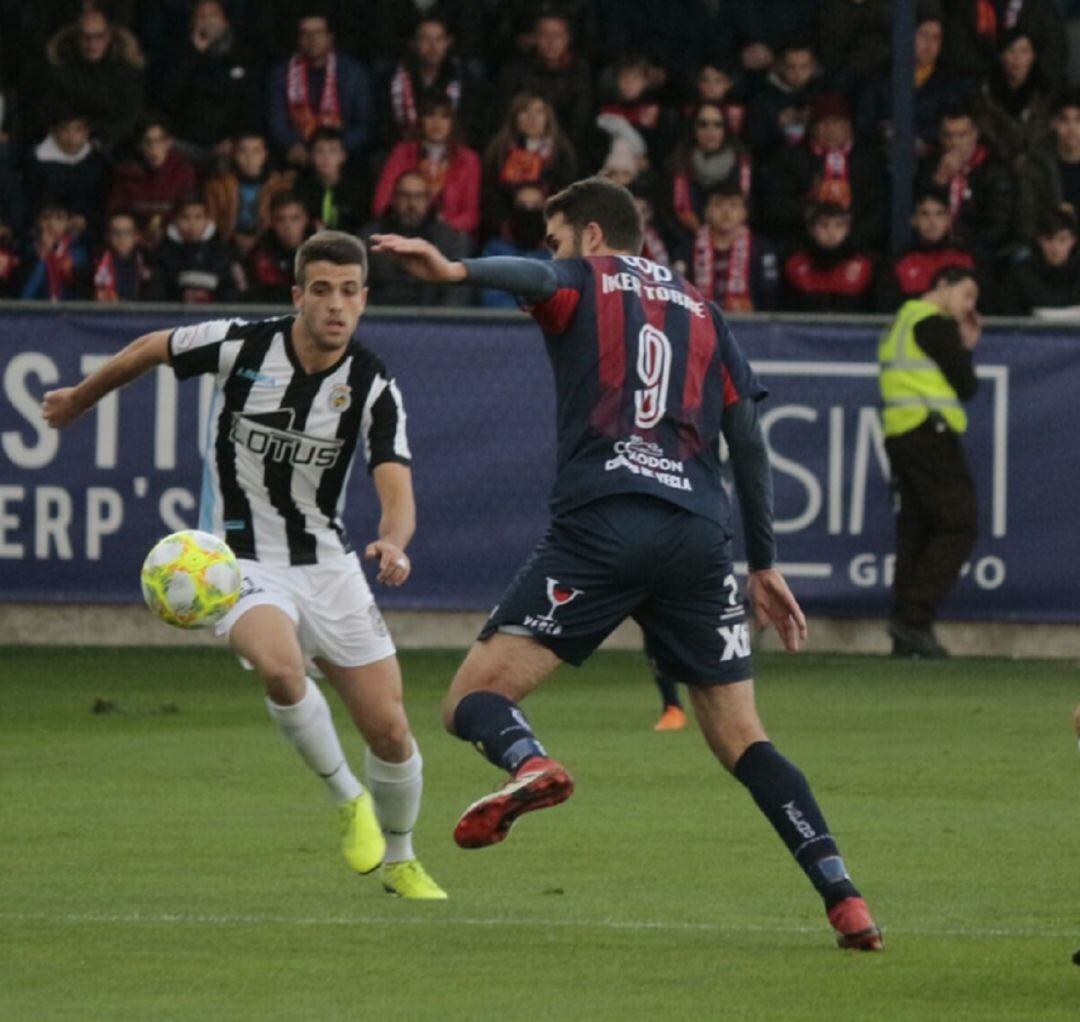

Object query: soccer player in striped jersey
[42,231,446,900]
[371,177,883,948]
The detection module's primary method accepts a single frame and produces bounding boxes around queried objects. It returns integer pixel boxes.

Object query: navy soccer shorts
[479,494,754,685]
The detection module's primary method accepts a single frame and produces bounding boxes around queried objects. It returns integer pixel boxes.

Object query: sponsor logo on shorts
[368,603,388,638]
[237,576,264,602]
[604,435,692,492]
[718,621,750,661]
[522,577,584,636]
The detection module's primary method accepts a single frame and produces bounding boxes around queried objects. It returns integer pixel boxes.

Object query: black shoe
[888,620,949,658]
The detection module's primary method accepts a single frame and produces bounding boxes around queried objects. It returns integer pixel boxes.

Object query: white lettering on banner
[848,553,1007,592]
[160,487,196,532]
[80,355,119,469]
[86,487,123,560]
[35,486,73,559]
[848,407,890,535]
[154,366,178,470]
[760,405,823,533]
[0,485,25,556]
[2,353,59,469]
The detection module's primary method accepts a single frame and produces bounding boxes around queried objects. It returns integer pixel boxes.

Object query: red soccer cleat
[828,896,884,951]
[453,756,575,849]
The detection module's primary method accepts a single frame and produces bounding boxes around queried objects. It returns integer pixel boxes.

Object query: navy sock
[451,691,547,774]
[654,671,682,710]
[733,741,860,908]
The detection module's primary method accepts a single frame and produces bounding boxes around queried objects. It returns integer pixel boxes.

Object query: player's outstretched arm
[747,568,808,652]
[368,234,468,283]
[366,462,416,587]
[42,329,172,429]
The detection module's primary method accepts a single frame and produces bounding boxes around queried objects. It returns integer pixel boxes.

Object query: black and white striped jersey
[169,315,410,566]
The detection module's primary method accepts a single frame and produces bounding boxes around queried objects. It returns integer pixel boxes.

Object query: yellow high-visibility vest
[878,299,967,436]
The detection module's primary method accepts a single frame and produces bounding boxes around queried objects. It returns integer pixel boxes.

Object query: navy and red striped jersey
[527,254,766,526]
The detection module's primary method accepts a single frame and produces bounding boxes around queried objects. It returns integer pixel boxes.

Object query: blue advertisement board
[0,309,1075,621]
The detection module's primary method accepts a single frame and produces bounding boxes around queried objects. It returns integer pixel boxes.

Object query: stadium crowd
[3,0,1080,315]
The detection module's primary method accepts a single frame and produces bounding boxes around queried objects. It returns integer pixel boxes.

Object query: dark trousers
[885,418,978,629]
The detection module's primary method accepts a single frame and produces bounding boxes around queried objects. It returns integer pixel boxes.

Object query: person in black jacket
[1001,205,1080,314]
[781,202,876,313]
[159,0,262,163]
[155,194,238,303]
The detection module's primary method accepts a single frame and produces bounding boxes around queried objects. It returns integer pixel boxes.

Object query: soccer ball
[140,530,241,629]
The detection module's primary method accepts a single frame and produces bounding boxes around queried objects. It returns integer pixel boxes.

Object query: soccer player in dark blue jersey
[371,177,883,950]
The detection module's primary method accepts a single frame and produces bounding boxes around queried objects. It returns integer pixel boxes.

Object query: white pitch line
[1,911,1077,941]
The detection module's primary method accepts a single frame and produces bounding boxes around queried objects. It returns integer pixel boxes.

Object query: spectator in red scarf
[877,187,977,311]
[781,202,875,313]
[482,92,577,236]
[760,92,886,250]
[20,201,89,301]
[667,101,754,238]
[917,101,1015,259]
[373,97,482,239]
[92,210,163,302]
[691,181,779,312]
[267,13,372,168]
[379,12,489,150]
[108,114,199,247]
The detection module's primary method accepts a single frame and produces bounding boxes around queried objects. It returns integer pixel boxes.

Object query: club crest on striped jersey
[328,383,352,412]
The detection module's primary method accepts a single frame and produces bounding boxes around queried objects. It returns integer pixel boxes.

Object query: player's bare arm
[42,329,172,428]
[366,462,416,586]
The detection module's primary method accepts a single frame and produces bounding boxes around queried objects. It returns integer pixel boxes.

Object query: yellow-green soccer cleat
[381,859,448,900]
[339,791,386,875]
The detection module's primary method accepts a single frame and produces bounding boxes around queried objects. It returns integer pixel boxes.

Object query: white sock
[365,743,423,862]
[266,677,363,804]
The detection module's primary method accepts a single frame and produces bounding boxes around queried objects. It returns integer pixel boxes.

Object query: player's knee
[257,659,306,704]
[367,720,413,762]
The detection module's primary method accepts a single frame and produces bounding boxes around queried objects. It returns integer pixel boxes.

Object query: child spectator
[689,62,747,140]
[92,210,163,302]
[1001,206,1080,314]
[691,182,779,312]
[295,127,366,234]
[159,1,262,161]
[482,93,577,236]
[362,170,471,307]
[108,115,199,246]
[204,130,293,253]
[267,13,372,168]
[26,113,108,242]
[761,92,886,250]
[668,102,753,237]
[782,202,875,312]
[477,182,550,308]
[878,188,977,310]
[155,195,237,303]
[373,97,481,238]
[745,38,822,157]
[20,201,89,301]
[596,54,665,167]
[243,191,312,303]
[917,102,1016,259]
[381,12,488,149]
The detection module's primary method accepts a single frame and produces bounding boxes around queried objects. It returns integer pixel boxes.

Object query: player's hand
[960,310,982,350]
[368,234,468,283]
[42,387,86,429]
[746,568,807,653]
[365,540,411,586]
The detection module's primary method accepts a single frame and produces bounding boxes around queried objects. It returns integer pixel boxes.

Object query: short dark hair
[544,176,643,254]
[705,180,746,203]
[269,190,306,214]
[309,126,345,148]
[913,185,950,209]
[930,265,977,289]
[1036,205,1078,237]
[1051,88,1080,117]
[294,230,368,286]
[806,201,851,225]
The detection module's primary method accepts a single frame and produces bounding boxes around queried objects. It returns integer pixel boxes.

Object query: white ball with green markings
[140,530,241,629]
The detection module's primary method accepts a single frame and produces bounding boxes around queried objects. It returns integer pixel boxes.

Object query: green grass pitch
[2,646,1077,1021]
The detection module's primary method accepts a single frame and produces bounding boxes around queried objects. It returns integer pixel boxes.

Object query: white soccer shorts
[216,552,396,674]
